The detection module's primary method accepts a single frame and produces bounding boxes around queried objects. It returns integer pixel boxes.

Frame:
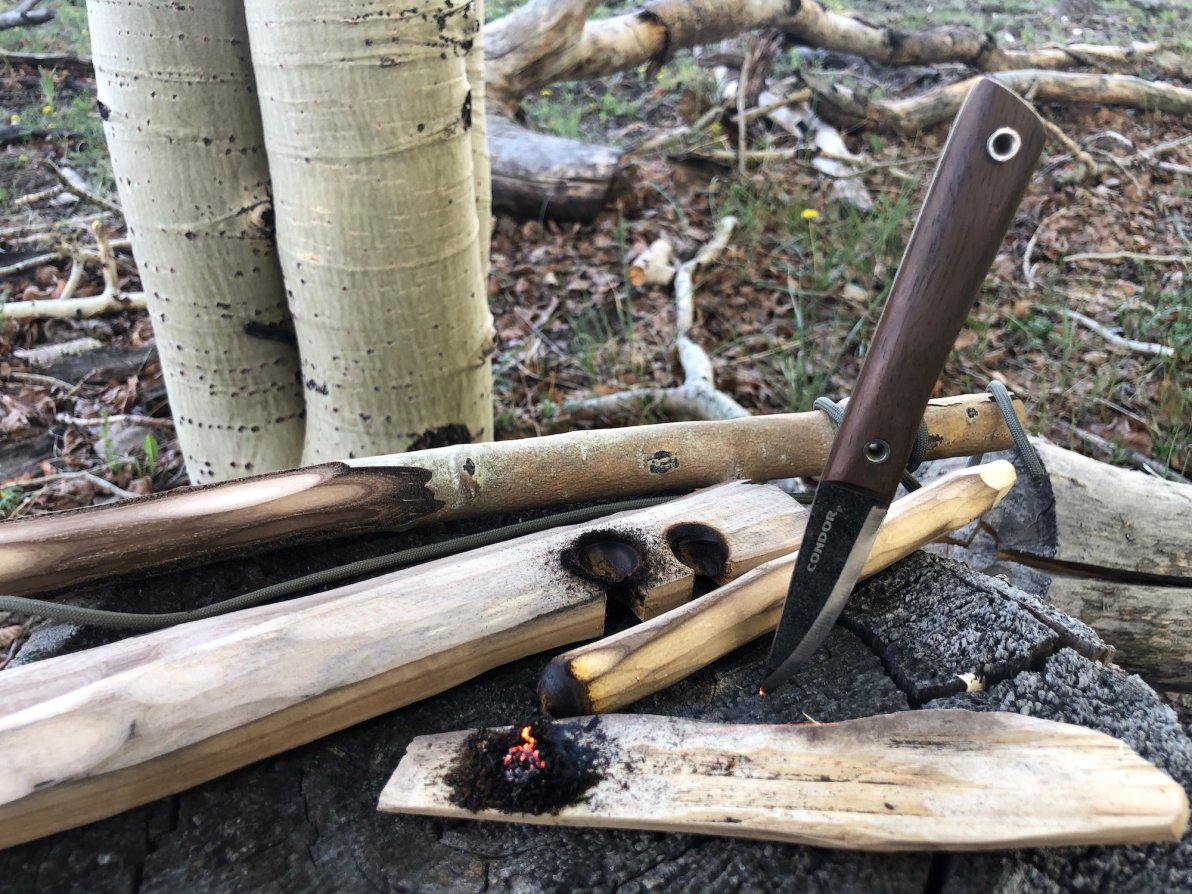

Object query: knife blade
[761,78,1045,693]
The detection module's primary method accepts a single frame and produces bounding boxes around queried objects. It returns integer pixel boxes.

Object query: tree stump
[2,538,1190,890]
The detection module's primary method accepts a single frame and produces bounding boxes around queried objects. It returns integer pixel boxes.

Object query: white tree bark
[245,0,494,462]
[468,0,492,275]
[86,0,306,483]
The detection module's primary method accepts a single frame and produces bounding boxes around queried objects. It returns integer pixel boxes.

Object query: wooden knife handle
[823,78,1044,496]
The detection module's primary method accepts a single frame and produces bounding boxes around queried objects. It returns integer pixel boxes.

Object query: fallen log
[488,114,623,222]
[926,441,1192,690]
[0,391,1021,597]
[540,461,1016,716]
[379,709,1188,851]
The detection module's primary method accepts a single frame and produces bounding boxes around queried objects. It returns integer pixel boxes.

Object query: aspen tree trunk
[469,0,492,274]
[86,0,305,483]
[245,0,495,463]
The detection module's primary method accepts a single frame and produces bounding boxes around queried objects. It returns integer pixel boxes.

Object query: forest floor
[0,4,1189,662]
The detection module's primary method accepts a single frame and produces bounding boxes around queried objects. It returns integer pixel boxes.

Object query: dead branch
[1,470,138,501]
[13,338,105,367]
[812,71,1192,135]
[55,412,175,429]
[1022,206,1078,290]
[1047,307,1176,359]
[0,48,94,73]
[40,161,123,216]
[488,114,623,222]
[483,0,1179,109]
[0,223,144,321]
[0,292,148,321]
[1054,423,1190,484]
[569,216,748,422]
[759,88,872,211]
[0,0,52,31]
[1063,251,1190,266]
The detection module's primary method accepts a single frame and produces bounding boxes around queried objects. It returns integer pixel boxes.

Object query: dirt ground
[1,1,1189,668]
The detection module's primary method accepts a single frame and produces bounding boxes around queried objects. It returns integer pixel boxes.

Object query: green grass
[695,163,922,413]
[0,0,90,54]
[2,2,112,205]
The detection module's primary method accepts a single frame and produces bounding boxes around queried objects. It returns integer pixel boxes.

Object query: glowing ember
[502,725,547,784]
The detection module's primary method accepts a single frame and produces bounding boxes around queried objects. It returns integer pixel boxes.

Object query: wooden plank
[378,709,1189,852]
[0,392,1023,596]
[0,482,801,848]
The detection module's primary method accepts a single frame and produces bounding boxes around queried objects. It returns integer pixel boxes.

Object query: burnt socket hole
[665,522,730,578]
[565,535,642,584]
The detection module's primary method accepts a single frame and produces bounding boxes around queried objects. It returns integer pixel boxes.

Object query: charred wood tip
[538,658,593,718]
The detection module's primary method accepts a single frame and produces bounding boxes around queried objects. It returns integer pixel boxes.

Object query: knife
[761,78,1045,693]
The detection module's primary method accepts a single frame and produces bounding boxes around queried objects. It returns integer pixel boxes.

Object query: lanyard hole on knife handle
[864,439,892,464]
[987,127,1022,163]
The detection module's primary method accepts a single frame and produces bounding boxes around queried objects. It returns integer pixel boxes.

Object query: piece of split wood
[379,709,1189,852]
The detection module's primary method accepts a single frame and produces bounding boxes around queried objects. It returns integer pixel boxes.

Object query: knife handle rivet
[987,127,1021,163]
[864,439,891,464]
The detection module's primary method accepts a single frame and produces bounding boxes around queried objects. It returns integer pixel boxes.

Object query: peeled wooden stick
[0,392,1023,597]
[539,461,1018,717]
[379,710,1189,852]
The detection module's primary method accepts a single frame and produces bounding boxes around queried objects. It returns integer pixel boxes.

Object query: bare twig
[0,222,143,320]
[13,185,62,208]
[1133,134,1192,163]
[1041,117,1099,176]
[56,413,175,430]
[13,337,104,366]
[570,217,747,422]
[1,471,139,501]
[1046,306,1175,358]
[1056,422,1190,484]
[0,251,60,277]
[0,291,147,321]
[737,42,750,178]
[1023,207,1078,289]
[1062,251,1189,266]
[637,105,726,154]
[0,0,53,30]
[41,161,123,215]
[740,89,813,123]
[2,370,76,390]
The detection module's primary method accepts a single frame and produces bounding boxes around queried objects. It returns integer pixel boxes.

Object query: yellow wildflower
[800,208,820,220]
[540,88,552,96]
[42,104,53,114]
[9,114,19,125]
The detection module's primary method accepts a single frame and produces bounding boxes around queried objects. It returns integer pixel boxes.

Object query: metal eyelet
[864,439,891,464]
[987,127,1022,163]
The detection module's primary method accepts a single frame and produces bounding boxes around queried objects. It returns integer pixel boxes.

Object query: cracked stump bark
[1,539,1190,889]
